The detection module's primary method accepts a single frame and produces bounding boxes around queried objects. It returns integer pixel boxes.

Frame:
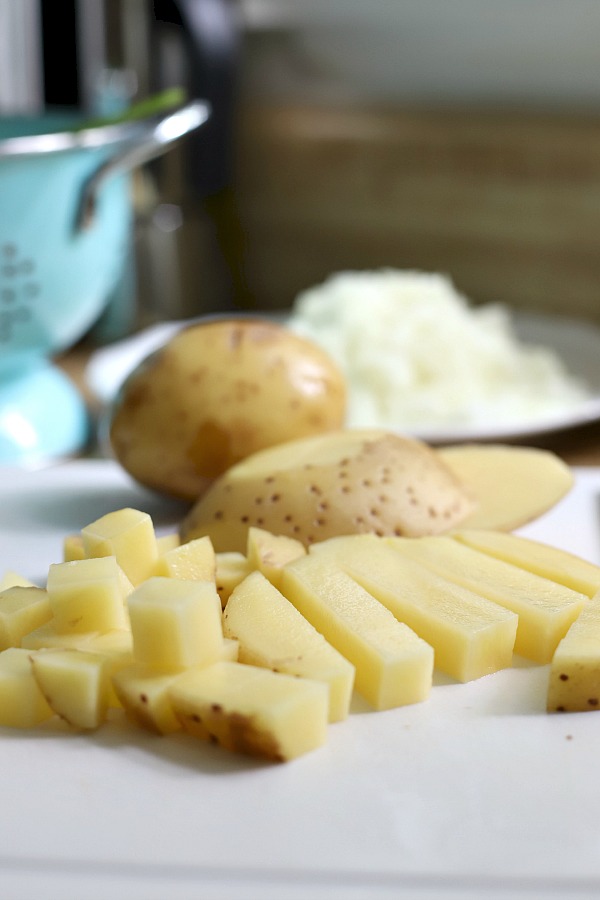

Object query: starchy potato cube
[46,556,131,634]
[153,535,216,581]
[112,664,183,734]
[281,551,434,708]
[20,624,99,651]
[170,660,329,761]
[245,527,306,590]
[223,570,354,722]
[30,648,114,729]
[81,507,158,586]
[215,552,251,607]
[127,577,224,670]
[0,571,35,591]
[156,532,180,554]
[85,630,135,708]
[63,533,85,562]
[391,536,588,664]
[547,593,600,712]
[0,648,53,727]
[0,586,52,650]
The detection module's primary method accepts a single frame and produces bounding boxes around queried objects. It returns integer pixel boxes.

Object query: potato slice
[245,527,306,590]
[181,429,475,552]
[437,443,573,530]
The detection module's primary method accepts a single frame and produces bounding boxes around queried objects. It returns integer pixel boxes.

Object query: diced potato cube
[63,533,85,562]
[547,593,600,712]
[21,624,99,652]
[215,552,252,607]
[30,649,114,729]
[156,532,180,554]
[127,577,224,670]
[153,535,216,581]
[305,536,517,684]
[245,527,306,590]
[391,536,587,664]
[85,630,135,708]
[0,571,35,590]
[170,660,329,761]
[81,507,158,586]
[224,571,354,722]
[0,648,53,727]
[46,556,131,634]
[281,551,434,708]
[0,586,52,650]
[112,664,183,734]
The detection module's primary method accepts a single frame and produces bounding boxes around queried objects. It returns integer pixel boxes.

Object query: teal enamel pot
[0,100,209,465]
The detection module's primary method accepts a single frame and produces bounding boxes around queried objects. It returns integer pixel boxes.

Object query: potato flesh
[0,647,53,727]
[30,649,114,729]
[245,527,306,591]
[153,535,216,581]
[310,535,518,683]
[391,536,587,664]
[81,508,159,586]
[223,570,354,722]
[281,551,434,709]
[0,586,52,650]
[47,557,131,634]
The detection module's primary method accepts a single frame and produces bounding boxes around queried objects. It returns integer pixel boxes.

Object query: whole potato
[109,317,347,501]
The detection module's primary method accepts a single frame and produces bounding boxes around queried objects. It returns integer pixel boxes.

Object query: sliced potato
[109,317,347,502]
[438,443,573,530]
[181,429,476,552]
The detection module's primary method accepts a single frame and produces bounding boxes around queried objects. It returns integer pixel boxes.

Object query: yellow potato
[181,428,476,552]
[109,317,347,501]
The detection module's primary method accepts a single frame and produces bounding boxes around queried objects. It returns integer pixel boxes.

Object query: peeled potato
[181,429,476,552]
[437,443,573,531]
[109,317,347,501]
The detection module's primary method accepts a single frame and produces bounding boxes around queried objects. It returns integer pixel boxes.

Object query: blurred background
[2,0,600,336]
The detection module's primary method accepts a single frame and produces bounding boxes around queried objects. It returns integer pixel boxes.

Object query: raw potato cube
[0,648,53,727]
[392,536,588,664]
[63,533,85,562]
[85,630,135,708]
[281,551,434,708]
[156,532,180,554]
[21,624,100,652]
[547,594,600,712]
[454,529,600,599]
[47,556,131,634]
[215,552,251,607]
[81,507,158,586]
[245,527,306,590]
[112,664,183,734]
[309,535,517,683]
[127,577,224,670]
[30,649,113,729]
[170,660,329,761]
[223,570,354,722]
[0,586,52,650]
[153,535,216,581]
[0,571,35,590]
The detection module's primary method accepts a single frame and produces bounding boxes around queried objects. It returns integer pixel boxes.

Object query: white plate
[2,459,600,900]
[85,311,600,446]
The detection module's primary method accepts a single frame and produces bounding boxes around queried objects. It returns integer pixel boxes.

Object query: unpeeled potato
[109,318,347,501]
[180,429,476,552]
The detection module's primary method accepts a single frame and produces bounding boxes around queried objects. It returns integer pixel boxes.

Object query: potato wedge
[181,429,475,551]
[437,443,573,530]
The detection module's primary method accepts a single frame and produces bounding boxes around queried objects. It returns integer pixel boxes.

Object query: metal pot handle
[75,99,210,232]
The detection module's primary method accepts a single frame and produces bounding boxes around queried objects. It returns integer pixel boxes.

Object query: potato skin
[108,317,347,501]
